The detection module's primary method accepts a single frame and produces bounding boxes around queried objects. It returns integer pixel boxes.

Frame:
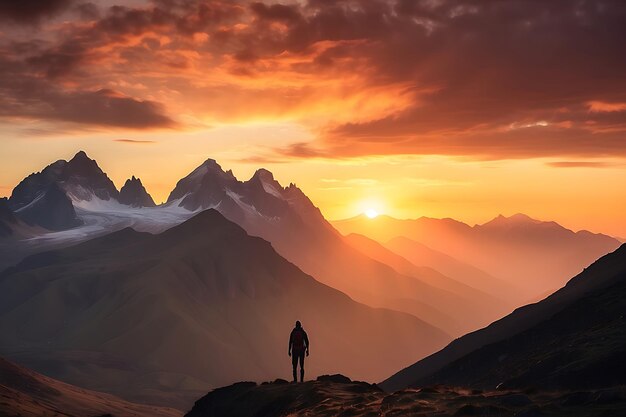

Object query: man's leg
[292,354,298,382]
[299,353,305,382]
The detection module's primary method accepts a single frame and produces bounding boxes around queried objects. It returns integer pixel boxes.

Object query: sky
[0,0,625,237]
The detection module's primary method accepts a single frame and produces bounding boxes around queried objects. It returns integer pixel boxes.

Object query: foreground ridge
[185,375,626,417]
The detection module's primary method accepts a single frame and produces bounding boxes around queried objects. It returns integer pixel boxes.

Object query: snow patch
[23,195,200,245]
[14,191,46,212]
[225,189,270,220]
[261,179,283,199]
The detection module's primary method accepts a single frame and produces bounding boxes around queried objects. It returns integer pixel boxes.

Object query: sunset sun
[365,209,379,219]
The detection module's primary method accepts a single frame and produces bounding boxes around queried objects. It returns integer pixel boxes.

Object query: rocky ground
[185,375,626,417]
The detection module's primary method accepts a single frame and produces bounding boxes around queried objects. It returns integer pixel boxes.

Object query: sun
[364,208,379,219]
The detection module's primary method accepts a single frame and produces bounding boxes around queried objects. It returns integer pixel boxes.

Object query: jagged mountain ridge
[165,158,503,335]
[7,151,157,231]
[167,160,332,237]
[119,175,156,207]
[9,150,118,207]
[3,151,614,338]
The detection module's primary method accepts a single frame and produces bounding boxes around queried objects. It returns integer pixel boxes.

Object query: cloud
[0,53,175,128]
[53,89,174,128]
[234,0,626,159]
[0,0,624,157]
[0,0,74,24]
[250,2,301,23]
[587,101,626,113]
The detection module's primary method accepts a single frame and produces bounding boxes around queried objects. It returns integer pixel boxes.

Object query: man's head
[295,320,302,328]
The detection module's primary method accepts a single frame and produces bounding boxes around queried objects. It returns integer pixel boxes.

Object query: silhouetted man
[288,320,309,382]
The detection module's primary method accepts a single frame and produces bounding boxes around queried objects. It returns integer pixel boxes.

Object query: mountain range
[333,214,621,303]
[1,151,621,336]
[0,209,448,409]
[0,151,524,337]
[0,151,624,415]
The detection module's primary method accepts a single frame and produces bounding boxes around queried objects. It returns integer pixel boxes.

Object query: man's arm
[288,331,292,356]
[304,331,310,355]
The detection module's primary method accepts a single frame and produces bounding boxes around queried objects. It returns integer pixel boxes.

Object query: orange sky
[0,0,625,237]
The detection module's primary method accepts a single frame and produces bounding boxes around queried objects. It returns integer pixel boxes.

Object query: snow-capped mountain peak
[249,168,284,198]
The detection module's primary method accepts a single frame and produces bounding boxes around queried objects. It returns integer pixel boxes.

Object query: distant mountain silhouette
[344,233,512,334]
[119,176,156,207]
[382,243,626,392]
[0,209,448,409]
[334,214,621,302]
[0,356,179,417]
[385,236,518,303]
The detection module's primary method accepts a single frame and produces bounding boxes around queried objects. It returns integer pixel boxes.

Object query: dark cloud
[0,55,174,128]
[52,89,174,128]
[74,2,100,20]
[250,2,301,22]
[0,0,624,156]
[11,0,247,79]
[226,0,626,159]
[26,40,88,79]
[0,0,74,23]
[0,0,247,128]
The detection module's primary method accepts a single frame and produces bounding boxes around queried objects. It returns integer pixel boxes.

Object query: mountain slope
[0,209,448,409]
[12,183,82,231]
[386,236,518,303]
[381,244,626,392]
[0,357,180,417]
[344,233,513,333]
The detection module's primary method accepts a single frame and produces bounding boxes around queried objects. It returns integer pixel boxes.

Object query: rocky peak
[251,168,275,182]
[248,168,285,198]
[119,176,156,207]
[64,150,105,178]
